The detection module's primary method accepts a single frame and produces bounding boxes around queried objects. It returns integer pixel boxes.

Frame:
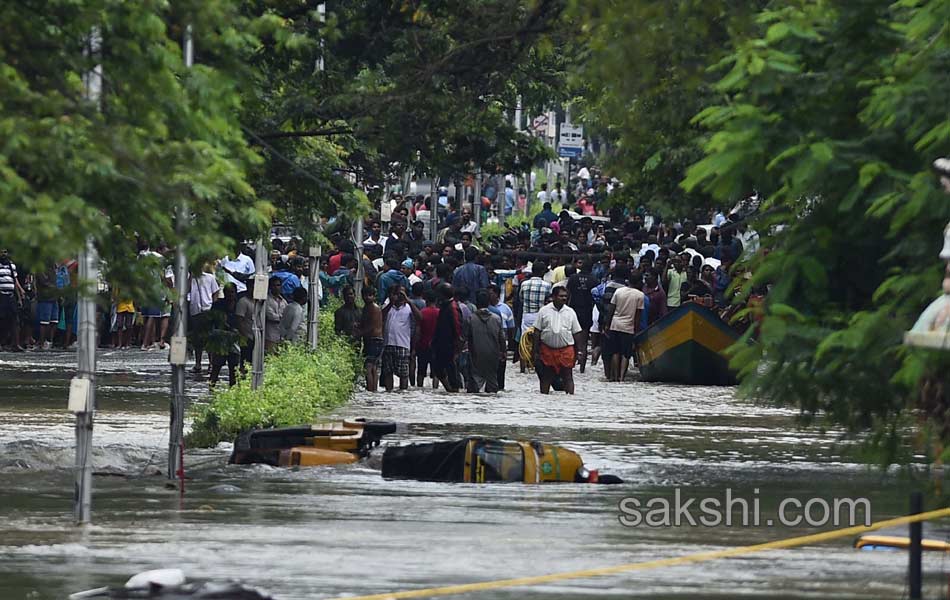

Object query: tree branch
[256,127,357,139]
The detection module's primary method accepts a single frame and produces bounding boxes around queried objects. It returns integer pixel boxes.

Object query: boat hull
[635,303,739,386]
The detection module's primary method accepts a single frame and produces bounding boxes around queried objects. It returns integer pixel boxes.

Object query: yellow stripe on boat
[637,305,736,367]
[854,535,950,552]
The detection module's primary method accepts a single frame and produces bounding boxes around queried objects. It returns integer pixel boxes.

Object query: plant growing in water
[188,302,360,447]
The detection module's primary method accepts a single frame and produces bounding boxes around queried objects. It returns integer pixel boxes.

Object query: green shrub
[187,299,359,447]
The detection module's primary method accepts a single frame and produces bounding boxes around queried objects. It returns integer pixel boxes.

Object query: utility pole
[167,25,193,486]
[307,232,321,350]
[306,2,326,350]
[514,96,530,217]
[474,170,482,227]
[73,238,99,524]
[70,29,102,525]
[429,176,439,241]
[251,239,267,390]
[353,215,364,300]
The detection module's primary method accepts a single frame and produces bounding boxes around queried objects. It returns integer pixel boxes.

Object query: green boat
[634,302,740,385]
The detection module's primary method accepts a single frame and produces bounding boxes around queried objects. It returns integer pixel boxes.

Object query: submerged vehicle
[854,524,950,552]
[635,302,740,385]
[382,437,622,484]
[229,419,397,467]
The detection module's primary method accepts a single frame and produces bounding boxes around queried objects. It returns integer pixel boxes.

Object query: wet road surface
[0,350,939,599]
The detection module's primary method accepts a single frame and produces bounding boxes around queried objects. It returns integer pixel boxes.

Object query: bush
[187,299,359,447]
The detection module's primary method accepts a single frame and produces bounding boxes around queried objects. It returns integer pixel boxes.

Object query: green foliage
[187,300,359,447]
[683,0,950,458]
[571,0,766,214]
[0,1,271,300]
[1,0,573,304]
[242,0,572,187]
[480,206,540,241]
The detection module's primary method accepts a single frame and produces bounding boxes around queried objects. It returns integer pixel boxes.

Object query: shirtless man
[360,285,383,392]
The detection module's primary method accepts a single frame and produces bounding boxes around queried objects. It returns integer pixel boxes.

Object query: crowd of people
[0,168,763,394]
[0,240,346,388]
[328,170,761,394]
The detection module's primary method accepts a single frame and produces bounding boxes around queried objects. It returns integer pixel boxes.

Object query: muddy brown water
[0,350,940,599]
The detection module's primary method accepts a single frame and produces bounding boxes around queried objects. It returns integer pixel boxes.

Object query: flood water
[0,350,942,599]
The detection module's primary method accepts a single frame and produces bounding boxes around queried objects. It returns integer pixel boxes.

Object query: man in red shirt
[414,289,440,388]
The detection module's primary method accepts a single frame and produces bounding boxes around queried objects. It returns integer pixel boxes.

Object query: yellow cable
[328,506,950,600]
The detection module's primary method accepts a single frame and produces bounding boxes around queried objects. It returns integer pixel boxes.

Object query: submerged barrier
[329,506,950,600]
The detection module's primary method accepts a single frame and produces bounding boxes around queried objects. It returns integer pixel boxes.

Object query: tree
[0,0,270,301]
[240,0,574,204]
[682,0,950,460]
[571,0,764,216]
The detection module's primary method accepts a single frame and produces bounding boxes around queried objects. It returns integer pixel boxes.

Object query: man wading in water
[532,286,582,394]
[360,286,383,392]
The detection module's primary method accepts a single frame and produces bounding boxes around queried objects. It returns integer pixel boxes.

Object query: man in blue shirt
[453,246,489,304]
[504,181,515,216]
[377,257,410,304]
[533,201,558,230]
[487,283,515,390]
[271,259,305,296]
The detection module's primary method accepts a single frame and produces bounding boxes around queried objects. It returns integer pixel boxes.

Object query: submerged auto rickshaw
[229,419,397,467]
[382,437,623,484]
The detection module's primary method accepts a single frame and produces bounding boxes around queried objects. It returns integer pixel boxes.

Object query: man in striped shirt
[0,249,24,351]
[519,261,551,335]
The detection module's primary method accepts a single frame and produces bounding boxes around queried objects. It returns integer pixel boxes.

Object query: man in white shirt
[536,183,549,205]
[712,208,727,228]
[279,287,308,343]
[219,246,255,294]
[605,266,644,382]
[553,181,568,206]
[381,284,422,392]
[187,266,221,373]
[458,208,479,237]
[532,286,582,395]
[363,220,387,251]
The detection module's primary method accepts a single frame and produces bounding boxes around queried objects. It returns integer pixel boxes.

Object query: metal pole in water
[72,28,103,525]
[307,242,321,350]
[73,238,98,524]
[251,238,267,390]
[168,24,193,484]
[909,491,923,599]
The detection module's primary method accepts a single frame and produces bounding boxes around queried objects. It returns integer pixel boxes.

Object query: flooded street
[0,350,940,599]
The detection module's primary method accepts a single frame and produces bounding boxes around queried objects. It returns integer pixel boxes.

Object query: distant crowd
[0,168,764,393]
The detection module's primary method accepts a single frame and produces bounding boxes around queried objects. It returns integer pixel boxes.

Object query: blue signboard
[558,146,583,159]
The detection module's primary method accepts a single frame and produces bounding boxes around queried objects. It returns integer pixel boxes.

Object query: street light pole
[474,170,482,228]
[429,176,439,241]
[251,238,267,390]
[353,215,364,301]
[307,239,321,350]
[71,29,102,525]
[73,237,98,524]
[167,24,193,486]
